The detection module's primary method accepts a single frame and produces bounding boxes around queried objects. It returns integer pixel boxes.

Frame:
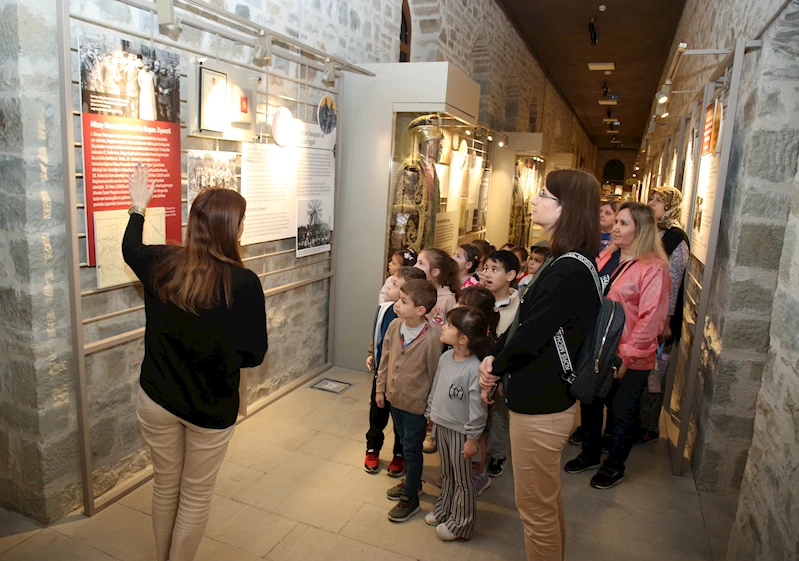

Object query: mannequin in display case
[389,115,443,255]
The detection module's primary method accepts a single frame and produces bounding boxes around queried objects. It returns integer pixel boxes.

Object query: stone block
[0,400,38,432]
[728,277,777,313]
[0,191,25,231]
[39,431,80,487]
[0,155,26,197]
[0,286,32,331]
[745,129,799,183]
[0,428,9,475]
[90,417,117,464]
[741,189,792,220]
[0,97,23,154]
[736,223,786,269]
[696,445,723,493]
[724,317,771,352]
[0,476,47,523]
[770,290,799,354]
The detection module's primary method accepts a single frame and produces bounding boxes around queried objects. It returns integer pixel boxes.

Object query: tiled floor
[0,367,738,561]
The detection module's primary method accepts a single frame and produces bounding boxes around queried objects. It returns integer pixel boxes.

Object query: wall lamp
[253,31,272,67]
[156,0,182,41]
[322,58,337,86]
[656,79,672,104]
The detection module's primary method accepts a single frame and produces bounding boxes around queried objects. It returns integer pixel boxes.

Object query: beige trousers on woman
[137,387,235,561]
[509,404,577,561]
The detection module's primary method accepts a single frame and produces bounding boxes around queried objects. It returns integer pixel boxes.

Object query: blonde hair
[608,202,669,264]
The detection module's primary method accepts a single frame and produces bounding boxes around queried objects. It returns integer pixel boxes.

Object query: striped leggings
[431,425,477,539]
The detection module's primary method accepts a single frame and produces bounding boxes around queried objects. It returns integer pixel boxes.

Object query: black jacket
[490,252,600,415]
[122,214,267,429]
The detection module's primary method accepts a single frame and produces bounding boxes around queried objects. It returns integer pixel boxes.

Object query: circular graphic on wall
[317,96,337,135]
[271,106,296,147]
[458,139,468,170]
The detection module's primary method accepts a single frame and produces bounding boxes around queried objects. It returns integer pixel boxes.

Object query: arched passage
[399,0,411,62]
[603,159,626,182]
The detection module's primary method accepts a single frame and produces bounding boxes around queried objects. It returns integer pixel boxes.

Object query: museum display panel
[335,62,481,371]
[59,0,366,516]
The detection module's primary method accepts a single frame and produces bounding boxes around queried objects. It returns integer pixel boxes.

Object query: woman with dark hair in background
[479,169,602,561]
[123,164,267,561]
[565,202,670,490]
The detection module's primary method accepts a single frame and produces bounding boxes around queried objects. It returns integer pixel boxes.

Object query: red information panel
[82,114,181,265]
[79,34,182,265]
[701,101,715,157]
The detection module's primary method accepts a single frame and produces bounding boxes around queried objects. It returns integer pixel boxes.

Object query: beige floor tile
[224,436,302,474]
[231,418,318,452]
[266,522,416,561]
[0,529,117,561]
[300,401,373,442]
[340,502,478,561]
[193,536,265,561]
[204,497,297,557]
[699,492,738,536]
[589,478,704,522]
[213,460,267,499]
[50,504,156,561]
[295,431,374,470]
[258,485,364,534]
[0,509,40,555]
[118,480,153,516]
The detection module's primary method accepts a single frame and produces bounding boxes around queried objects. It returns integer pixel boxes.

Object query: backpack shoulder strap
[554,252,602,301]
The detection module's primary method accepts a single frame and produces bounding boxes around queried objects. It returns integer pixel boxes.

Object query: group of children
[363,240,552,540]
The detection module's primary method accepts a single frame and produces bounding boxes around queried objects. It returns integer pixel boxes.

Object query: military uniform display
[388,114,443,256]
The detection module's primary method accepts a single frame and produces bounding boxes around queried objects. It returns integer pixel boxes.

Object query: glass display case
[386,112,495,257]
[508,154,545,248]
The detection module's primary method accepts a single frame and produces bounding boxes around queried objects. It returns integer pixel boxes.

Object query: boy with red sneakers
[365,266,426,476]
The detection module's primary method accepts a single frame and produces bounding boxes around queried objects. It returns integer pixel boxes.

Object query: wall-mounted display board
[663,40,763,476]
[78,31,183,288]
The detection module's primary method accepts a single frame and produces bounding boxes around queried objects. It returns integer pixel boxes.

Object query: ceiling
[497,0,686,151]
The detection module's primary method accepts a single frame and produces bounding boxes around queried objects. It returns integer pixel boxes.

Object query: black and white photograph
[79,33,181,123]
[187,150,239,210]
[693,196,704,232]
[317,95,338,135]
[296,198,333,257]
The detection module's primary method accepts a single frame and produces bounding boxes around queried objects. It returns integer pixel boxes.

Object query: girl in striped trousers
[425,307,491,540]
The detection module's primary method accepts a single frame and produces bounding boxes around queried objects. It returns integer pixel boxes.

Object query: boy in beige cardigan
[376,279,441,523]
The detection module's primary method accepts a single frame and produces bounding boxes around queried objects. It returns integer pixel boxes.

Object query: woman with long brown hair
[478,169,602,561]
[565,202,670,490]
[122,164,267,561]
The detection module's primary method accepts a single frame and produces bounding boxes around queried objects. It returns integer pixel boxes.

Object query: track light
[656,79,672,104]
[656,100,670,118]
[498,141,505,148]
[253,31,272,67]
[465,129,471,136]
[156,0,182,40]
[322,58,337,86]
[487,135,493,142]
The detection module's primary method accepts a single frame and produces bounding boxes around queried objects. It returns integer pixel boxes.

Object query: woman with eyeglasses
[565,202,670,490]
[479,170,601,561]
[638,186,689,444]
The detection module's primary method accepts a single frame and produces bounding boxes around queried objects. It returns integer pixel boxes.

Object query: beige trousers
[509,404,577,561]
[137,387,235,561]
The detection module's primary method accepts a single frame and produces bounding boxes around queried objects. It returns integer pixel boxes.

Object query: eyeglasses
[538,190,560,203]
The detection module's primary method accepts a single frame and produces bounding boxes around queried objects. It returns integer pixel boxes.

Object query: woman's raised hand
[128,163,156,209]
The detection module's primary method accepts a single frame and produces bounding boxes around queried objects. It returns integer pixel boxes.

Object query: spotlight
[656,79,672,104]
[252,31,272,67]
[322,58,337,86]
[656,100,669,118]
[465,129,471,135]
[498,141,505,147]
[487,135,493,141]
[156,0,182,40]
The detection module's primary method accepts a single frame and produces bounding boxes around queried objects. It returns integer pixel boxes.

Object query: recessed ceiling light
[604,70,612,75]
[603,118,616,123]
[588,62,616,71]
[598,100,617,105]
[599,5,607,11]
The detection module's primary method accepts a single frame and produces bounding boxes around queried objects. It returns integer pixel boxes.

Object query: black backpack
[552,252,626,404]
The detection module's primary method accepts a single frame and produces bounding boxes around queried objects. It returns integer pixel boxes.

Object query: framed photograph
[199,67,228,132]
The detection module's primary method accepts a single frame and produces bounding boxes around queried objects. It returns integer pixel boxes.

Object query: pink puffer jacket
[597,250,672,371]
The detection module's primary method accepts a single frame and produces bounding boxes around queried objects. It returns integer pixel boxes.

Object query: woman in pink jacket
[565,202,671,489]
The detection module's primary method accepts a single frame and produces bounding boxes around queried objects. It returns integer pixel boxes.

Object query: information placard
[79,33,182,266]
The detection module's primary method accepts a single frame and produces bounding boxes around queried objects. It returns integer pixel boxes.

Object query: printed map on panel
[95,208,166,289]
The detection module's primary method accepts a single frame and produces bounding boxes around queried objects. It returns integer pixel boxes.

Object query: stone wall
[0,0,82,522]
[640,0,799,554]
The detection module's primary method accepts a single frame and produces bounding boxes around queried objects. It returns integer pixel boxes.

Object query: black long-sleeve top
[489,252,600,415]
[122,214,267,429]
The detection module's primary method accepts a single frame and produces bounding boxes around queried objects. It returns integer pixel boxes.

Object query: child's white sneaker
[436,523,457,541]
[424,512,440,526]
